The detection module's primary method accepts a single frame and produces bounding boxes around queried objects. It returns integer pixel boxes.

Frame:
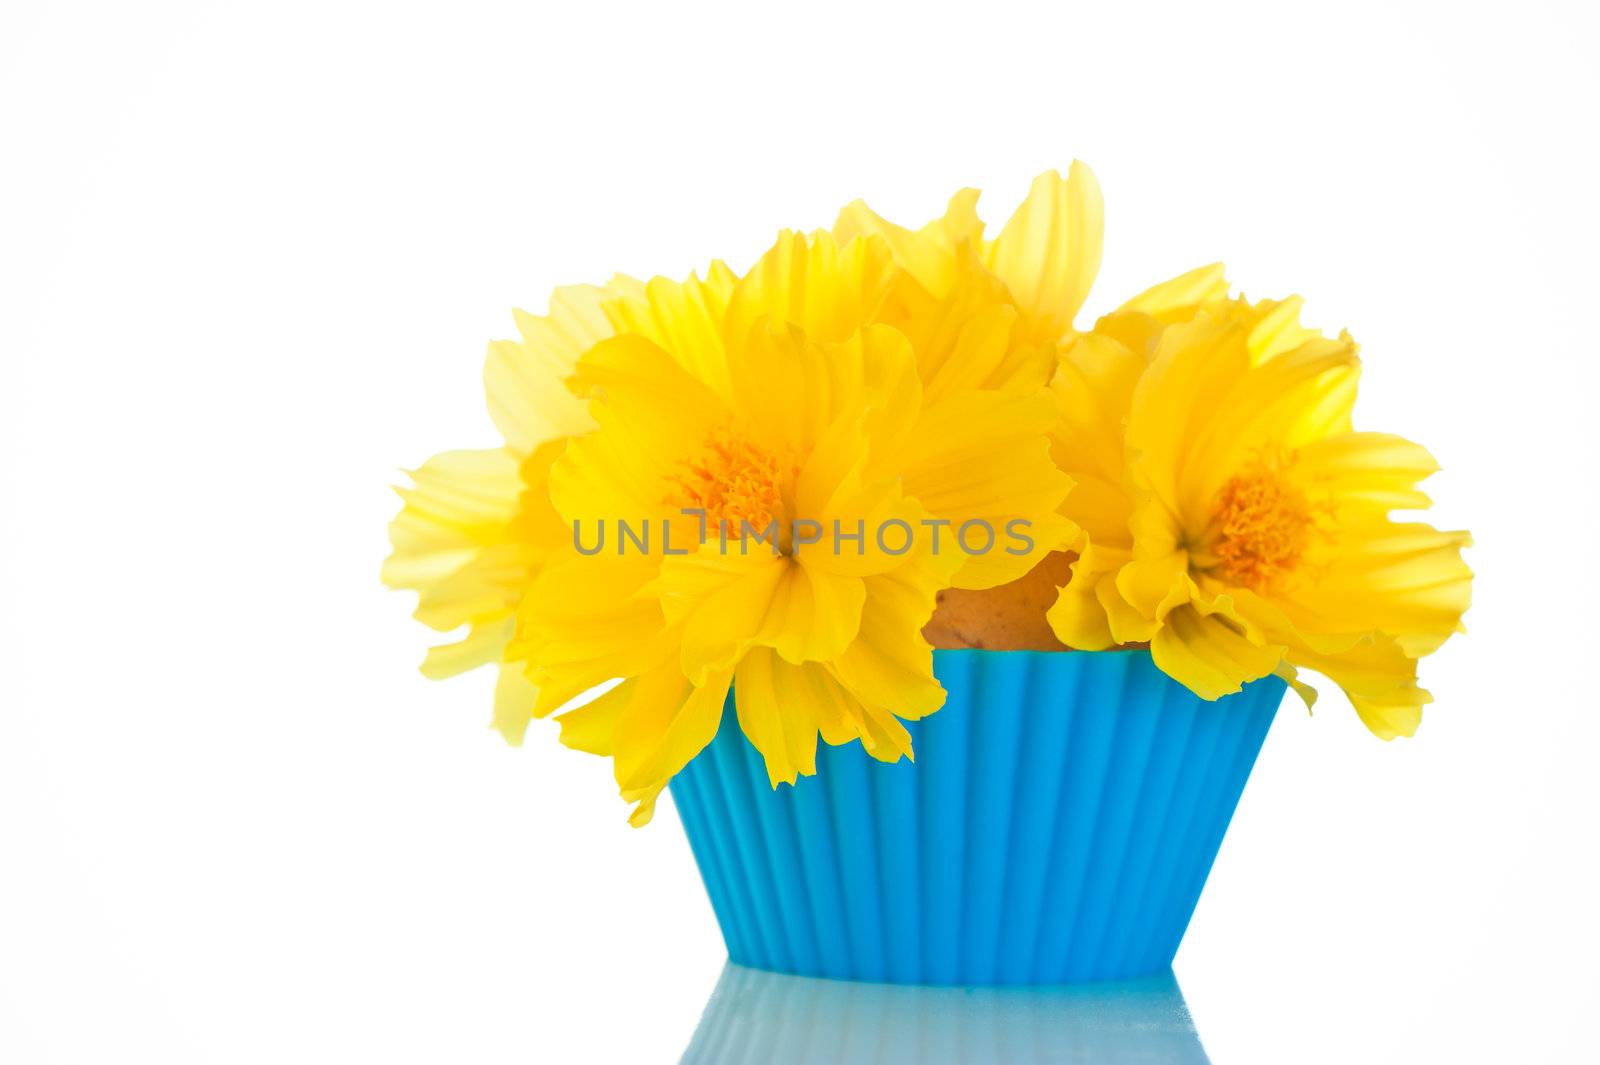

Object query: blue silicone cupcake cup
[669,648,1284,985]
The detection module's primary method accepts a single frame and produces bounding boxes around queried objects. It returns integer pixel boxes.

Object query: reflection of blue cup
[680,962,1211,1064]
[670,649,1284,985]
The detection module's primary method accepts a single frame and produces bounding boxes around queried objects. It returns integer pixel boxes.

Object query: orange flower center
[1210,465,1312,591]
[669,428,785,538]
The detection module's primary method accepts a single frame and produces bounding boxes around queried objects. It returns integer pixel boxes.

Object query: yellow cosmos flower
[1046,271,1472,738]
[389,165,1102,771]
[512,230,1073,823]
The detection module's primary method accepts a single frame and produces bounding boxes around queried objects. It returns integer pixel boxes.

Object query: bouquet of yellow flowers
[385,164,1470,984]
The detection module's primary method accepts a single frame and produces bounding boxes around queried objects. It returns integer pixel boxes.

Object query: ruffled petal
[832,187,984,296]
[1348,686,1430,741]
[567,334,728,460]
[1099,572,1161,645]
[1292,432,1440,513]
[384,448,551,682]
[920,303,1025,401]
[798,432,937,582]
[729,322,920,469]
[554,679,631,755]
[491,660,540,745]
[612,663,733,796]
[1127,315,1361,530]
[1116,263,1229,320]
[1283,521,1473,657]
[1051,331,1145,491]
[982,162,1104,343]
[485,285,616,452]
[895,389,1076,589]
[419,619,509,679]
[1284,633,1432,740]
[515,552,673,716]
[551,335,729,528]
[1273,659,1320,711]
[511,285,618,378]
[653,546,784,677]
[383,448,526,610]
[601,263,739,401]
[1179,336,1361,518]
[725,230,897,346]
[1150,601,1283,700]
[1242,297,1320,364]
[733,648,823,786]
[1115,505,1190,621]
[1046,545,1118,651]
[829,549,956,728]
[879,248,1054,396]
[760,563,866,663]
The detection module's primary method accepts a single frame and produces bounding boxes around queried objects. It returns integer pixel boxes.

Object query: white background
[3,2,1597,1062]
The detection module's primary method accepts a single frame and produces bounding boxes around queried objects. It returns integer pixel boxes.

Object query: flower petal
[1284,633,1432,740]
[655,547,790,681]
[1293,432,1440,513]
[758,563,867,664]
[897,390,1076,589]
[554,679,631,755]
[551,335,728,526]
[601,263,739,401]
[725,230,897,346]
[1150,601,1283,700]
[612,664,733,796]
[1117,263,1229,320]
[1284,521,1473,657]
[492,660,540,745]
[833,187,984,296]
[829,550,954,726]
[485,285,615,452]
[1045,545,1117,651]
[733,648,823,786]
[420,619,509,679]
[982,162,1104,343]
[515,552,672,715]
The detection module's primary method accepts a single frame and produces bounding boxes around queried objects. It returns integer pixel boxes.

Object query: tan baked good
[921,551,1077,651]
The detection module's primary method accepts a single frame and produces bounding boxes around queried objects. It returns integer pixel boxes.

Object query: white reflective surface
[681,964,1210,1065]
[4,2,1598,1063]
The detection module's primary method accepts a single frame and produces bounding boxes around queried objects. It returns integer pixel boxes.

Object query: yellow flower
[389,165,1101,774]
[392,160,1470,825]
[1047,274,1472,738]
[512,229,1073,823]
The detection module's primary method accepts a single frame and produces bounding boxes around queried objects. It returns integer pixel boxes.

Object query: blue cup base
[670,649,1283,986]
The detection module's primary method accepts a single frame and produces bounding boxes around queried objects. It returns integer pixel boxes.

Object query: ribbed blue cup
[669,649,1284,985]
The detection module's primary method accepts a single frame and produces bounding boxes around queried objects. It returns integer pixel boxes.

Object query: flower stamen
[1210,464,1313,591]
[668,427,785,539]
